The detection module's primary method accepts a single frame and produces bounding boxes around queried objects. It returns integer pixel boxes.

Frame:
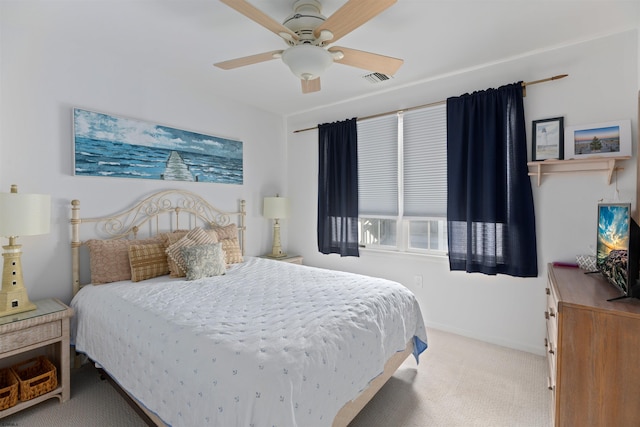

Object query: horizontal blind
[357,115,398,216]
[403,104,447,217]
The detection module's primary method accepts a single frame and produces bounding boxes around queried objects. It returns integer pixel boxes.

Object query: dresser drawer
[0,320,62,354]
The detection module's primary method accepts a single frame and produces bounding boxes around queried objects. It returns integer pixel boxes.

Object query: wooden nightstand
[260,255,303,265]
[0,298,73,418]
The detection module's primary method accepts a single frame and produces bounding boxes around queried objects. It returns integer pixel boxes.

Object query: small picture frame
[564,119,631,159]
[532,117,564,161]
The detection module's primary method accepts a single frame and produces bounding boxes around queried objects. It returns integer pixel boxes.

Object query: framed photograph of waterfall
[73,108,243,184]
[531,117,563,161]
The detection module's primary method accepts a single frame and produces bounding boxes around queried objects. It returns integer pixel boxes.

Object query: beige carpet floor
[2,328,550,426]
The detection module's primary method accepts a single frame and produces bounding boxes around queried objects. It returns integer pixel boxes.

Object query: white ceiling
[23,1,640,116]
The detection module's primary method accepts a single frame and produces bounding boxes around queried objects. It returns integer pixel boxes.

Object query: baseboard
[424,322,546,356]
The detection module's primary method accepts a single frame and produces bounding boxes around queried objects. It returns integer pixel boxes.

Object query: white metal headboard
[71,189,246,295]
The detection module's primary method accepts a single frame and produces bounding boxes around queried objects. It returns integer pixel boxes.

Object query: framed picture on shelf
[564,119,631,160]
[532,117,564,161]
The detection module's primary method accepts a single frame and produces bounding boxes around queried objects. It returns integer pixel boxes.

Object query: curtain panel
[446,82,537,277]
[317,118,360,257]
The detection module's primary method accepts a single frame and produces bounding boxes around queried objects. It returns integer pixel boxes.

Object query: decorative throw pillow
[211,223,243,264]
[166,227,216,277]
[128,243,170,282]
[220,238,243,265]
[159,230,190,247]
[180,243,226,280]
[212,223,238,240]
[86,237,164,284]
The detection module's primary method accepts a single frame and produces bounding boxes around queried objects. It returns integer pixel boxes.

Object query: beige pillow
[211,224,243,264]
[129,243,170,282]
[166,227,216,277]
[86,237,164,284]
[160,230,189,247]
[212,223,238,240]
[220,238,243,265]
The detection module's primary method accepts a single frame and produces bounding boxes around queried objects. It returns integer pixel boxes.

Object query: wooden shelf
[527,156,630,186]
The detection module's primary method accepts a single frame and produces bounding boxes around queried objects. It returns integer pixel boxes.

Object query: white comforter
[71,257,428,427]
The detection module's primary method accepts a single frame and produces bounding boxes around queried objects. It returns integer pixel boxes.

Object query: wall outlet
[414,275,423,288]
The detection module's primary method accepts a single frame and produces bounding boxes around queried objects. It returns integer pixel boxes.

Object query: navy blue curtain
[317,118,360,257]
[446,82,537,277]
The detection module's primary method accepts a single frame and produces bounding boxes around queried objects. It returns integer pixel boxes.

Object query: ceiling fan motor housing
[282,0,326,45]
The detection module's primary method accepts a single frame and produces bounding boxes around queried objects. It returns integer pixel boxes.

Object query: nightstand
[0,298,73,418]
[260,254,303,265]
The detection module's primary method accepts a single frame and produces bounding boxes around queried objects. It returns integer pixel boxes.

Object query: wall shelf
[527,156,630,186]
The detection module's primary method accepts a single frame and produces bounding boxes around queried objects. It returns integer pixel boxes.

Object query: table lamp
[263,195,289,258]
[0,185,51,317]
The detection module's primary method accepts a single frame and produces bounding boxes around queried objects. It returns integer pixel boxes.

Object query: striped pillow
[166,227,216,277]
[129,243,170,282]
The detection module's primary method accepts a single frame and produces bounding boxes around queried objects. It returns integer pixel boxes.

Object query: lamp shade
[281,44,333,81]
[263,197,289,220]
[0,192,51,237]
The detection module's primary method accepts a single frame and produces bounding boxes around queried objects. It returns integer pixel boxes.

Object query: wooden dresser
[546,263,640,426]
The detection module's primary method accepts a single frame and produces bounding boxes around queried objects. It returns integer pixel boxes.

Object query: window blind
[403,104,447,217]
[357,114,398,216]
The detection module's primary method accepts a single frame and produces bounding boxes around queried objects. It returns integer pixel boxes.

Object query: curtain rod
[292,74,568,134]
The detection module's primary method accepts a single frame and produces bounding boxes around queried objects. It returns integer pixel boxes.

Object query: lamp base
[266,253,288,259]
[0,243,37,317]
[0,292,36,317]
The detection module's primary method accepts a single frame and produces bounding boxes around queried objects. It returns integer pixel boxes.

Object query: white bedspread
[71,257,427,427]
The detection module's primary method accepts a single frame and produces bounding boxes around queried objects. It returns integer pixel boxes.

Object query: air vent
[362,72,393,84]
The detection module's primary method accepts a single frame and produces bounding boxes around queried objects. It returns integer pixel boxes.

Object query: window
[357,103,448,255]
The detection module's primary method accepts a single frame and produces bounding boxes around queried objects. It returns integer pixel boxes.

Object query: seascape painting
[73,108,243,184]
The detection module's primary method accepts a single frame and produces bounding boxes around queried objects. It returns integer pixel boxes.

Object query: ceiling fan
[214,0,403,94]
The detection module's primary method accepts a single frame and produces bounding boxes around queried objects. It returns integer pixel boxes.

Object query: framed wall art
[564,119,631,160]
[531,117,564,161]
[73,108,243,184]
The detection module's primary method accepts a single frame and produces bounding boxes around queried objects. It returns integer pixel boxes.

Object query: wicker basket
[0,367,19,410]
[11,356,57,401]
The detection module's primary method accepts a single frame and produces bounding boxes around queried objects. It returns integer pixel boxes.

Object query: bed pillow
[160,230,190,247]
[181,243,226,280]
[166,227,216,277]
[128,243,170,282]
[86,237,164,284]
[220,238,243,265]
[212,223,238,240]
[212,224,243,265]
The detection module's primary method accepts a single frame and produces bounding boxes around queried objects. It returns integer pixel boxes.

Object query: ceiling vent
[362,72,393,84]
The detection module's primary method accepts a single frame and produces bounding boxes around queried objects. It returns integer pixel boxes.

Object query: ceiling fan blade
[301,78,321,94]
[329,46,403,75]
[219,0,299,41]
[214,50,283,70]
[314,0,397,44]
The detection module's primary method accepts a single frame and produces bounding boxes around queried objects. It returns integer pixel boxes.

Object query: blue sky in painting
[74,109,242,159]
[574,125,619,143]
[598,205,629,253]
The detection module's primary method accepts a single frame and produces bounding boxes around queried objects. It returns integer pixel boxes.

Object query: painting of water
[73,108,243,184]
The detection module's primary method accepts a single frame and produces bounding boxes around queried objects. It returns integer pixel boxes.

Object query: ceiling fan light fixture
[281,44,333,81]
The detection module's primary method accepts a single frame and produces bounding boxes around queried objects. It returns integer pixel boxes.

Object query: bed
[69,189,428,427]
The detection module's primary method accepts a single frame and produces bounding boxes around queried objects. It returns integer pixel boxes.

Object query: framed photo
[532,117,564,161]
[564,119,631,160]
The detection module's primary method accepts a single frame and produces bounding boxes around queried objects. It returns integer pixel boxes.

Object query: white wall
[0,2,286,304]
[286,30,639,355]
